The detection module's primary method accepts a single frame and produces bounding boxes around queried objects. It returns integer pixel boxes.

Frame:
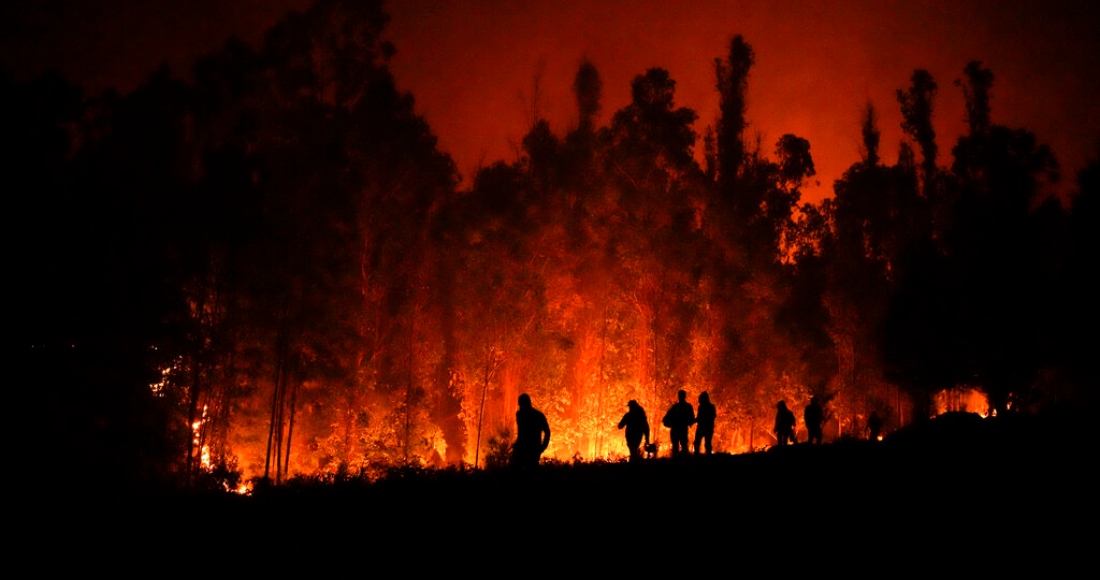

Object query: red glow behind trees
[15,2,1095,488]
[152,18,851,472]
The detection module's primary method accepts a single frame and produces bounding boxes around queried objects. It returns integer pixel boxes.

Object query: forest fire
[215,361,878,481]
[12,0,1097,493]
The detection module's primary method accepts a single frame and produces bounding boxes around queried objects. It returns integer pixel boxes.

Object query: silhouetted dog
[644,442,658,459]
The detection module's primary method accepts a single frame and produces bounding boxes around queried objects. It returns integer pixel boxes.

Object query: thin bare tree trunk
[281,379,297,479]
[405,325,413,464]
[596,305,608,458]
[265,301,291,483]
[474,345,494,469]
[264,346,283,481]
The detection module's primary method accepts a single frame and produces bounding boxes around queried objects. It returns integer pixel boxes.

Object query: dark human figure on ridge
[866,410,883,441]
[512,393,550,468]
[774,400,796,446]
[618,400,651,462]
[662,389,695,456]
[804,396,824,445]
[694,392,717,455]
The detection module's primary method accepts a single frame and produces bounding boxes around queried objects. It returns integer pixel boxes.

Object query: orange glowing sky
[3,0,1098,203]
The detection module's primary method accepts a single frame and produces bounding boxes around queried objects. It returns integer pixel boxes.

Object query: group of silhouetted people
[775,397,825,446]
[650,389,717,457]
[510,390,719,466]
[510,389,875,466]
[612,390,720,461]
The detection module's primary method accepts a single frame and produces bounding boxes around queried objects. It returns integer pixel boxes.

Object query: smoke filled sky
[3,0,1097,202]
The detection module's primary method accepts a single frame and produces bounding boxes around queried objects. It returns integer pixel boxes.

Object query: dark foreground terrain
[31,409,1095,571]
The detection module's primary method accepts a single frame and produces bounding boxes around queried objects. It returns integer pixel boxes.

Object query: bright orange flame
[933,388,989,417]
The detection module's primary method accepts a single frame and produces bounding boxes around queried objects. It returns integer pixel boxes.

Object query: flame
[933,388,989,417]
[148,355,182,397]
[212,371,906,479]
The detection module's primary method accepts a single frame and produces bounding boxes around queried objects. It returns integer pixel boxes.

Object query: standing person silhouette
[694,392,717,454]
[512,393,550,467]
[774,401,796,446]
[618,400,651,462]
[662,390,695,457]
[804,396,824,445]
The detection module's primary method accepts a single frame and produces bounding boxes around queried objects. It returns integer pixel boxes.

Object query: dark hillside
[36,410,1092,571]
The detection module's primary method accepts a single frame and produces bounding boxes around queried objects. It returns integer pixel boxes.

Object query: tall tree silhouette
[11,66,198,490]
[897,69,939,201]
[1061,151,1100,399]
[160,0,458,477]
[884,61,1061,418]
[946,60,1060,415]
[715,35,753,195]
[574,58,602,135]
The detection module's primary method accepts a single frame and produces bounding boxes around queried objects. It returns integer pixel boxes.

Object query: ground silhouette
[38,407,1091,573]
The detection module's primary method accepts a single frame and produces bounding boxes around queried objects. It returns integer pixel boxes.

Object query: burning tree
[19,2,1093,490]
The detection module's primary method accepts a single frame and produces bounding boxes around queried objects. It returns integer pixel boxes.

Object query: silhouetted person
[867,411,883,441]
[694,392,716,454]
[618,400,650,462]
[662,389,695,456]
[804,396,823,445]
[512,393,550,467]
[774,401,796,446]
